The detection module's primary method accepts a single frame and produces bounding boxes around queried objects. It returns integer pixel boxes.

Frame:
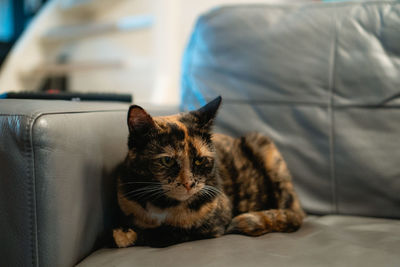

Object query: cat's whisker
[123,186,163,198]
[152,190,169,201]
[134,191,163,201]
[202,185,222,197]
[199,187,221,201]
[205,185,222,192]
[142,189,168,202]
[123,186,161,194]
[201,192,212,200]
[128,188,161,197]
[199,188,214,200]
[127,185,161,190]
[119,181,161,186]
[160,184,173,189]
[209,187,222,195]
[127,185,168,200]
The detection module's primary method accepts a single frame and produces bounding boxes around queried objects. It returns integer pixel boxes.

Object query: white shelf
[42,15,154,43]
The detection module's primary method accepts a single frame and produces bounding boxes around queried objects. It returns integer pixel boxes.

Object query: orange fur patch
[113,228,137,248]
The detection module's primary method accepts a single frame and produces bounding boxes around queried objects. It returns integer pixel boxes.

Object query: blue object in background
[0,0,13,42]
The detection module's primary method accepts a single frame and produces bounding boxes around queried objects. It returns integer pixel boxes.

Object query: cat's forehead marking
[155,115,188,135]
[155,114,186,127]
[154,145,185,158]
[189,137,214,157]
[152,115,188,151]
[153,114,213,157]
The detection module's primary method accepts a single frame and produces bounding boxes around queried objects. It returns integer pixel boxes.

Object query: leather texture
[0,100,129,267]
[181,1,400,218]
[77,215,400,267]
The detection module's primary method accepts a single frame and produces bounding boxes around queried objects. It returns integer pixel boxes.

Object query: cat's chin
[168,193,193,202]
[167,191,198,202]
[174,196,191,202]
[165,185,204,202]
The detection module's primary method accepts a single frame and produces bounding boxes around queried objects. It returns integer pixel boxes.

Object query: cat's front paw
[113,228,137,248]
[226,213,269,236]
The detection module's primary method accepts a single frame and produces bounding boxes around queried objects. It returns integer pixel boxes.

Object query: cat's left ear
[188,96,222,129]
[127,105,155,135]
[127,105,156,149]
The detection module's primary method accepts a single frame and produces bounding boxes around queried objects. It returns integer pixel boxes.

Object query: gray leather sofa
[1,1,400,266]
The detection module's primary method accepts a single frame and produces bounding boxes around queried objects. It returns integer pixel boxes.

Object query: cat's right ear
[127,105,155,136]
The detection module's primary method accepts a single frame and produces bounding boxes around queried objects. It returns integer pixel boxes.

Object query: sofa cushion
[77,215,400,267]
[181,1,400,218]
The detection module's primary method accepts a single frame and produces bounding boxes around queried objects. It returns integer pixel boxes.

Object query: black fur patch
[239,137,278,209]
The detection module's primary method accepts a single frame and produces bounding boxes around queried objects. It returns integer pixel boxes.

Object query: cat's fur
[113,96,305,247]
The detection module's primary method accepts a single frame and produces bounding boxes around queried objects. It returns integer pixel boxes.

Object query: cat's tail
[226,208,305,236]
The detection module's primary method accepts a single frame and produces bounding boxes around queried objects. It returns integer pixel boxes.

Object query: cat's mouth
[164,184,204,201]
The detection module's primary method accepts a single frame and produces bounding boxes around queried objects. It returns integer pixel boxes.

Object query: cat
[112,96,305,248]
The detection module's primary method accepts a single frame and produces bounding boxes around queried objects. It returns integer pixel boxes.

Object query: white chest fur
[146,203,169,224]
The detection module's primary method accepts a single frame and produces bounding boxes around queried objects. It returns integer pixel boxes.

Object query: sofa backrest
[181,1,400,219]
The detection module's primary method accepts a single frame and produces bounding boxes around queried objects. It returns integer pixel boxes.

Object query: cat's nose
[183,182,195,191]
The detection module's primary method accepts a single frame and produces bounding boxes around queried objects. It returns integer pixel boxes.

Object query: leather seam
[207,100,329,106]
[0,109,127,117]
[328,4,339,215]
[211,1,398,13]
[24,114,38,267]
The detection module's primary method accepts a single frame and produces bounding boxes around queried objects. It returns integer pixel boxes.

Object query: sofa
[1,1,400,266]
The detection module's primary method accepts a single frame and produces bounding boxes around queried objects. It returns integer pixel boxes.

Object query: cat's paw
[226,213,269,236]
[113,228,137,248]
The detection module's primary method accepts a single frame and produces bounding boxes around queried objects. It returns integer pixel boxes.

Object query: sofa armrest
[0,99,131,267]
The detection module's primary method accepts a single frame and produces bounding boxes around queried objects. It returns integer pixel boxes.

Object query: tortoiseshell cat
[113,96,305,248]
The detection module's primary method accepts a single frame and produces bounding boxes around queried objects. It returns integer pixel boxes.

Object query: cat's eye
[194,157,207,166]
[160,156,175,167]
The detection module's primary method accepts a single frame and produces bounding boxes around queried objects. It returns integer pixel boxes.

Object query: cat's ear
[127,105,155,136]
[188,96,222,129]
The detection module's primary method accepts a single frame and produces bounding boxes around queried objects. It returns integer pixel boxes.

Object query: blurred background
[0,0,336,106]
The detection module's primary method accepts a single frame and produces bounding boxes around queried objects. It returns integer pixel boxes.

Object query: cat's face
[126,97,221,202]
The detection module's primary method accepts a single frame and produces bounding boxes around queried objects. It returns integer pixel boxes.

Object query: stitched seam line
[0,108,127,117]
[30,115,44,267]
[215,0,397,12]
[328,4,339,214]
[24,115,38,267]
